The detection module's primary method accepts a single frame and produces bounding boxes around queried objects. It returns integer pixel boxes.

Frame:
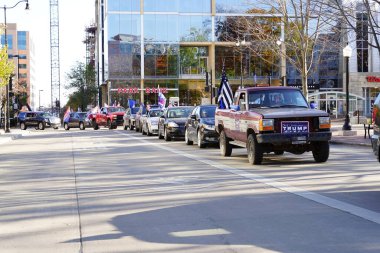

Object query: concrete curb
[330,140,372,147]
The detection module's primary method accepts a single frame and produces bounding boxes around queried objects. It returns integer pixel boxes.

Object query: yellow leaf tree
[0,46,14,88]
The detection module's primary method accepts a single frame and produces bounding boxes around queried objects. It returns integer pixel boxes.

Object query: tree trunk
[301,61,309,102]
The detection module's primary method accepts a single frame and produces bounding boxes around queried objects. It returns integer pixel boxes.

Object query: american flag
[217,68,233,109]
[63,106,71,123]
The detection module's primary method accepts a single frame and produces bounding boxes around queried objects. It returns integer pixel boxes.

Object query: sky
[1,0,95,108]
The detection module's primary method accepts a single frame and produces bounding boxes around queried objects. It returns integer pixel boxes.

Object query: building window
[19,54,27,59]
[1,35,13,49]
[180,47,208,75]
[144,44,179,78]
[17,31,27,50]
[356,12,368,72]
[19,64,27,69]
[108,0,140,12]
[179,15,212,42]
[19,73,27,78]
[216,0,264,13]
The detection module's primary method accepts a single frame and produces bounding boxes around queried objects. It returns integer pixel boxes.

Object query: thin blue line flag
[217,68,233,109]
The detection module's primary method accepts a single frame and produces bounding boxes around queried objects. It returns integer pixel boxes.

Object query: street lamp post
[342,44,352,131]
[39,90,43,110]
[236,39,246,87]
[2,0,29,133]
[342,45,352,131]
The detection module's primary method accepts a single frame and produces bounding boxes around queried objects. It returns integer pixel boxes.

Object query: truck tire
[93,120,99,130]
[64,123,70,130]
[312,141,329,163]
[20,122,26,130]
[219,130,232,157]
[185,128,193,145]
[79,122,85,130]
[247,134,263,165]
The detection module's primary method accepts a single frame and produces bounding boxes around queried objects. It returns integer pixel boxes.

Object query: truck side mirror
[230,105,240,111]
[310,102,317,109]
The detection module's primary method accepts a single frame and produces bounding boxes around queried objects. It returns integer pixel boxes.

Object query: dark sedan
[158,106,194,141]
[20,112,60,130]
[185,105,218,148]
[63,112,87,130]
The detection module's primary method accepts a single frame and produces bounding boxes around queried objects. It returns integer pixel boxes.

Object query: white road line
[118,131,380,225]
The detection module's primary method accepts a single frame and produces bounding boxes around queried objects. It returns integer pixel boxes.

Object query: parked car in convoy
[92,106,125,130]
[20,111,61,130]
[185,105,218,148]
[142,109,164,136]
[135,105,147,132]
[158,106,194,141]
[123,107,139,130]
[215,86,332,164]
[371,93,380,161]
[63,112,87,130]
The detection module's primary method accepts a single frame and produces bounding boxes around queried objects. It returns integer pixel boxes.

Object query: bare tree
[217,0,341,99]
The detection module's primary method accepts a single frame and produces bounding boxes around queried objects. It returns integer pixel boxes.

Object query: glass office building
[96,0,341,106]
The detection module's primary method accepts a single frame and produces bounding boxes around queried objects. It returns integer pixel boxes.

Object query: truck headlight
[319,117,330,129]
[259,119,274,131]
[168,122,179,128]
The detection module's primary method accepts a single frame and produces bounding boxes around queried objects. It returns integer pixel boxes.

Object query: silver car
[142,109,163,136]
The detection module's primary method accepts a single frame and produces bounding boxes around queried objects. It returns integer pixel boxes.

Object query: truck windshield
[248,89,308,109]
[109,107,125,112]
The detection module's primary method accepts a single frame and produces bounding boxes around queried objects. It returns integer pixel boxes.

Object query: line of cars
[123,104,219,149]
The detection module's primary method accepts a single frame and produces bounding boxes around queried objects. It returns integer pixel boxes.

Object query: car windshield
[131,107,139,114]
[200,106,216,118]
[248,89,308,109]
[167,107,194,118]
[76,112,87,119]
[149,110,163,117]
[108,107,125,112]
[40,113,53,118]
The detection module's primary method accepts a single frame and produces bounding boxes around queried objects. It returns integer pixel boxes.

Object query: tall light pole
[2,0,29,133]
[342,44,352,131]
[39,90,43,110]
[236,39,246,87]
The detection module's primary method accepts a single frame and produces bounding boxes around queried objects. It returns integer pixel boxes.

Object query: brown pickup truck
[215,86,332,164]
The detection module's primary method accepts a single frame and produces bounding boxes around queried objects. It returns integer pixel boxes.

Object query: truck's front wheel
[312,141,329,163]
[247,134,263,165]
[219,130,232,157]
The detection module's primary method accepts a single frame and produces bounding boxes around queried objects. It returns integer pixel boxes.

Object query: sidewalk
[0,128,31,145]
[330,121,372,147]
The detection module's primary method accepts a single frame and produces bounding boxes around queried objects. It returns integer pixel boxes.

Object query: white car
[142,109,164,136]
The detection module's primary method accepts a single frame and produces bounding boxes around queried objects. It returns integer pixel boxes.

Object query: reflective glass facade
[1,35,13,49]
[17,31,27,50]
[101,0,341,105]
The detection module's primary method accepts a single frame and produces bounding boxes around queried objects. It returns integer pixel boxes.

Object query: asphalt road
[1,127,380,253]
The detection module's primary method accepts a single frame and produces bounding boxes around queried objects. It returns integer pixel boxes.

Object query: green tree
[65,62,97,111]
[0,46,16,123]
